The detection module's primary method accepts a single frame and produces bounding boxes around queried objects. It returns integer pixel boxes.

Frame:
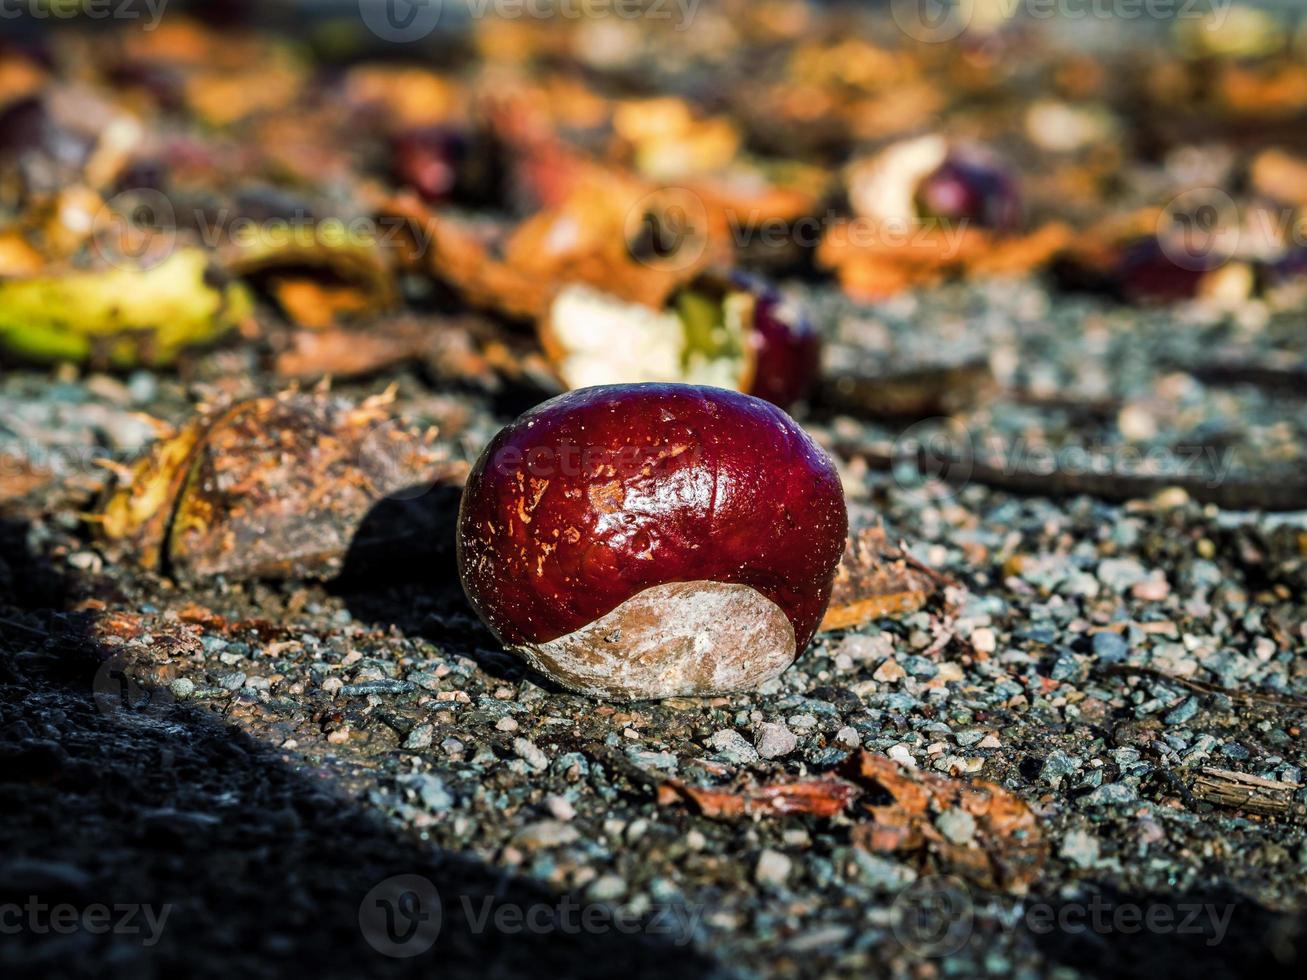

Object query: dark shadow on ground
[331,487,533,686]
[0,516,715,979]
[1027,882,1302,980]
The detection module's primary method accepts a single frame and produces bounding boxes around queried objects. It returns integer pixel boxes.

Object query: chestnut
[456,384,847,700]
[540,276,821,410]
[391,126,469,204]
[914,155,1021,234]
[847,136,1020,234]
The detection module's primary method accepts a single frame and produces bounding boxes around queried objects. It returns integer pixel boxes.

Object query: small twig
[838,440,1307,512]
[1191,767,1300,817]
[0,615,52,639]
[1097,664,1307,711]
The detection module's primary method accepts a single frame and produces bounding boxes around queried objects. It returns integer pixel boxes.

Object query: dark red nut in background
[392,126,468,203]
[1116,236,1213,303]
[915,155,1021,234]
[540,275,821,410]
[456,383,848,700]
[390,124,502,206]
[746,281,822,409]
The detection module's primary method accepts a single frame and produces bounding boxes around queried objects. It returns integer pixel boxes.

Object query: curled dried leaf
[503,174,731,310]
[221,233,398,327]
[377,192,552,321]
[818,221,1071,301]
[819,525,950,632]
[842,751,1047,894]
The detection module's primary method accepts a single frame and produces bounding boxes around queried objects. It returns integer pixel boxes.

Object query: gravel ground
[3,272,1306,979]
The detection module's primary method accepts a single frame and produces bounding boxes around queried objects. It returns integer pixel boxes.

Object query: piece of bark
[837,438,1307,512]
[822,357,996,419]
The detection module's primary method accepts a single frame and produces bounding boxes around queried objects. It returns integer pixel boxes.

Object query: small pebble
[754,722,798,759]
[513,737,549,772]
[708,729,759,765]
[755,849,792,887]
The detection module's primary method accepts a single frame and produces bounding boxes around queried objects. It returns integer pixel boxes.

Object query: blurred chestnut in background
[915,155,1021,234]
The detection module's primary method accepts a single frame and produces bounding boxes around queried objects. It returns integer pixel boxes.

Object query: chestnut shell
[748,287,821,409]
[457,384,847,659]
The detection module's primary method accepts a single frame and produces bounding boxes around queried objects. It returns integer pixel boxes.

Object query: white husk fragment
[846,134,948,225]
[515,580,797,701]
[547,284,744,391]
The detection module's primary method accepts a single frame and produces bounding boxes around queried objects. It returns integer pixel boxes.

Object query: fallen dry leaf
[842,751,1047,894]
[656,750,1046,894]
[819,525,950,632]
[657,777,858,820]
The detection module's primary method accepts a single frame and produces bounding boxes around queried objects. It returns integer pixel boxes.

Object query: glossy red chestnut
[915,155,1020,234]
[541,276,821,411]
[457,384,848,700]
[749,283,822,409]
